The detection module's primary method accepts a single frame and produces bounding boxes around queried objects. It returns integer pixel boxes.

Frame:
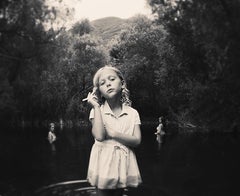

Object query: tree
[148,0,240,130]
[110,15,183,117]
[71,18,93,36]
[38,22,107,120]
[0,0,58,125]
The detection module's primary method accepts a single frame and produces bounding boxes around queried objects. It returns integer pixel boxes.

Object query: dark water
[0,125,240,196]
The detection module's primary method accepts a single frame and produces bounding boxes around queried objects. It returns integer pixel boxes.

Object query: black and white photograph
[1,0,240,195]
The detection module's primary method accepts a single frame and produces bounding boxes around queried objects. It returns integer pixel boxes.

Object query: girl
[48,123,56,144]
[155,117,165,136]
[48,123,56,152]
[155,117,165,146]
[84,66,142,196]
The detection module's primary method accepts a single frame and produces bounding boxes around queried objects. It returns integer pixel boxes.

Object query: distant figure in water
[48,123,56,143]
[155,117,165,145]
[48,123,56,152]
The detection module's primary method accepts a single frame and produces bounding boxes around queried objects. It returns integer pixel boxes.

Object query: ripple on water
[35,180,96,196]
[34,180,170,196]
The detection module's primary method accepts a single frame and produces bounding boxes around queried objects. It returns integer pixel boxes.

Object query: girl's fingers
[82,92,92,102]
[82,92,99,104]
[92,94,98,100]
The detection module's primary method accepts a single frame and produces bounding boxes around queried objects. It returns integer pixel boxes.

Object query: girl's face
[98,69,123,100]
[50,125,54,131]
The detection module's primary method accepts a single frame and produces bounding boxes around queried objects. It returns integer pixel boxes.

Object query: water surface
[0,125,239,196]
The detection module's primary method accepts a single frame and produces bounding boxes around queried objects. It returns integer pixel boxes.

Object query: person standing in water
[48,123,56,144]
[155,117,165,144]
[48,123,57,152]
[83,66,142,196]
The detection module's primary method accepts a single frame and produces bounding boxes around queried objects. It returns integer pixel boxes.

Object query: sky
[46,0,152,28]
[73,0,152,20]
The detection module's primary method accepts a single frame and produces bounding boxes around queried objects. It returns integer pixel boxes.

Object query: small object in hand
[82,98,88,102]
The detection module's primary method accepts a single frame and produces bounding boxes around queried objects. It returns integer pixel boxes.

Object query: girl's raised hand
[82,92,99,108]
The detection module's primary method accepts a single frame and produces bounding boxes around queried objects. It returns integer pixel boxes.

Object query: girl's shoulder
[123,105,141,123]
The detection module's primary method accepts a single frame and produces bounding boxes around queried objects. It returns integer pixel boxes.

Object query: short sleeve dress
[87,101,142,189]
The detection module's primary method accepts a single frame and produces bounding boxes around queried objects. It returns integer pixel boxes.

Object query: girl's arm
[86,92,106,141]
[106,124,141,147]
[91,105,106,141]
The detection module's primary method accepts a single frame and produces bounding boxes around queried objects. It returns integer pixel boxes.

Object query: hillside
[91,17,128,43]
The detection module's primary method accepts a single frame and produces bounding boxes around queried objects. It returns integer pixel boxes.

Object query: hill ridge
[90,16,128,43]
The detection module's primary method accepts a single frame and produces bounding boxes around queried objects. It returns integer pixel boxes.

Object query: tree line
[0,0,239,132]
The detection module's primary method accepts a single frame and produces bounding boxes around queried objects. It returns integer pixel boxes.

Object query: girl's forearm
[92,106,106,141]
[112,132,141,147]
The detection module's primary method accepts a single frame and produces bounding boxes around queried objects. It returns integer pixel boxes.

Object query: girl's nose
[106,81,111,87]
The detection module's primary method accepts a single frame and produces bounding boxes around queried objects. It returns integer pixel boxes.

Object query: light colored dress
[87,101,142,189]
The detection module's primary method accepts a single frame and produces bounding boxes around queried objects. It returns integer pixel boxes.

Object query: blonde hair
[93,66,132,106]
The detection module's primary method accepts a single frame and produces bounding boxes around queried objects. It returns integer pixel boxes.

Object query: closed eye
[109,76,116,81]
[99,80,105,86]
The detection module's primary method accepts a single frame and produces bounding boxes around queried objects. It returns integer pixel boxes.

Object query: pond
[0,124,239,196]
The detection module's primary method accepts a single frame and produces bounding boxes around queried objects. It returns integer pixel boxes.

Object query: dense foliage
[0,1,106,125]
[38,25,107,120]
[0,0,57,124]
[1,0,239,131]
[146,0,240,130]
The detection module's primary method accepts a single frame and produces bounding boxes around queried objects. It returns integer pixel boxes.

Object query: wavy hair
[92,66,132,106]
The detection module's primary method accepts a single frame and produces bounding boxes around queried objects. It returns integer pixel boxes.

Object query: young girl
[48,123,56,144]
[84,66,142,196]
[155,117,165,145]
[48,123,57,152]
[155,117,164,136]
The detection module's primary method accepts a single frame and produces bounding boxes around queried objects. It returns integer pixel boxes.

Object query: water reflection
[35,180,96,196]
[0,126,240,196]
[155,131,166,151]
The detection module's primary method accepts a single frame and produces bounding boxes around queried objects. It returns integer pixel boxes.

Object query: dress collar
[103,101,128,117]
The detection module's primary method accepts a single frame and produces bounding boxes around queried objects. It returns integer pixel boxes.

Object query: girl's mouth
[107,88,114,93]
